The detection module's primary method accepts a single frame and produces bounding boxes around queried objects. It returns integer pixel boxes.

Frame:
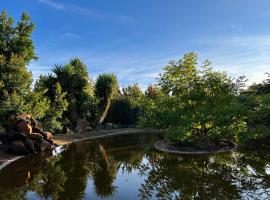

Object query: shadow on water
[0,132,269,199]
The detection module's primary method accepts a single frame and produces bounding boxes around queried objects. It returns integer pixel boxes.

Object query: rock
[24,138,36,154]
[1,114,55,155]
[26,133,43,140]
[16,120,32,134]
[32,127,53,142]
[75,119,91,132]
[44,132,53,141]
[34,138,51,152]
[9,141,29,155]
[0,133,11,144]
[6,114,32,131]
[0,132,27,144]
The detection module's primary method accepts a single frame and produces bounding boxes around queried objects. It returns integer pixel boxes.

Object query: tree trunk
[95,99,111,126]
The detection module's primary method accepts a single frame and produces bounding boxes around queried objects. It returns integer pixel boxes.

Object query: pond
[0,132,269,199]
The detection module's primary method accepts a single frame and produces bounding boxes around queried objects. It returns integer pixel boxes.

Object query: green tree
[94,73,118,125]
[106,84,143,126]
[0,10,38,128]
[140,53,246,144]
[145,84,159,99]
[36,58,94,128]
[0,10,36,97]
[40,83,68,133]
[239,74,270,146]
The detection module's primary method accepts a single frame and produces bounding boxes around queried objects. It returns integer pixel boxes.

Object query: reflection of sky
[266,165,270,175]
[27,191,40,200]
[52,146,63,156]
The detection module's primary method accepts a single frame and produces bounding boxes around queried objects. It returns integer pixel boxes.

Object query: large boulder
[37,138,51,152]
[6,114,33,131]
[75,119,91,132]
[16,120,32,134]
[9,141,29,155]
[0,114,54,155]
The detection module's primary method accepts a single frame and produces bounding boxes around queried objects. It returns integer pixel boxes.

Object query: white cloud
[37,0,135,24]
[59,32,80,40]
[38,0,64,10]
[194,34,270,85]
[29,31,270,90]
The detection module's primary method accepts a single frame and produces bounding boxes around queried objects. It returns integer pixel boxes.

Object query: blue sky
[1,0,270,88]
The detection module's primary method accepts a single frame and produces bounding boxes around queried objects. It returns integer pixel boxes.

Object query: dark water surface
[0,132,269,200]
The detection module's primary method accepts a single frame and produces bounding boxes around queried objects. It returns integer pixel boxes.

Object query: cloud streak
[29,32,270,90]
[195,34,270,85]
[37,0,135,24]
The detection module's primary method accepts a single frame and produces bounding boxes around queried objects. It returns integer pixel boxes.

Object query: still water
[0,132,269,200]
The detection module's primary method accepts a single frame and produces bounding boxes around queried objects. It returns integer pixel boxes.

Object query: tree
[239,73,270,146]
[40,83,68,133]
[145,84,159,99]
[140,53,246,144]
[106,84,143,126]
[94,73,118,125]
[36,58,94,128]
[0,10,36,98]
[0,10,41,128]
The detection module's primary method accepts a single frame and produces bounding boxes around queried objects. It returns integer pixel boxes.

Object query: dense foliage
[140,53,247,145]
[35,58,94,128]
[94,73,118,125]
[105,84,143,126]
[0,10,54,131]
[239,74,270,146]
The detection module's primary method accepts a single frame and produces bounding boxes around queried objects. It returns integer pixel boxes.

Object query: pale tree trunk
[95,99,111,126]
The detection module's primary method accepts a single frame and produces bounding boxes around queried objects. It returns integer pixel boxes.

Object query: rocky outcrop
[0,114,54,156]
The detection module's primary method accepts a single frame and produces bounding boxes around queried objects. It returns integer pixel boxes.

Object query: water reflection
[0,133,269,200]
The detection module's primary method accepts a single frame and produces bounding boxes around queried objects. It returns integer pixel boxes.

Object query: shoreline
[154,140,237,155]
[0,128,155,171]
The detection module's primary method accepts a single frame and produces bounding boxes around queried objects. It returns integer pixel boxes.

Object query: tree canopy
[140,53,246,144]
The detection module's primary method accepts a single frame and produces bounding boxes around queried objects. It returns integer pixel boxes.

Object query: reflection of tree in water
[36,133,154,199]
[138,151,270,200]
[1,133,268,200]
[0,133,152,199]
[47,140,118,199]
[0,153,52,200]
[29,156,67,200]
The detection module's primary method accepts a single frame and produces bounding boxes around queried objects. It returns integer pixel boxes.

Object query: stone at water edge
[75,119,91,132]
[24,138,36,154]
[45,132,53,141]
[9,141,29,155]
[16,120,32,134]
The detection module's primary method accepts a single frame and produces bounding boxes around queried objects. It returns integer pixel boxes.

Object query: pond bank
[0,128,155,170]
[154,140,237,155]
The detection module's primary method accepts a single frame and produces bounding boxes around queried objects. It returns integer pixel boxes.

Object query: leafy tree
[40,83,68,133]
[94,73,118,125]
[239,74,270,146]
[0,10,38,128]
[36,58,94,128]
[145,84,159,99]
[106,84,143,126]
[122,83,144,105]
[0,10,36,98]
[140,53,246,144]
